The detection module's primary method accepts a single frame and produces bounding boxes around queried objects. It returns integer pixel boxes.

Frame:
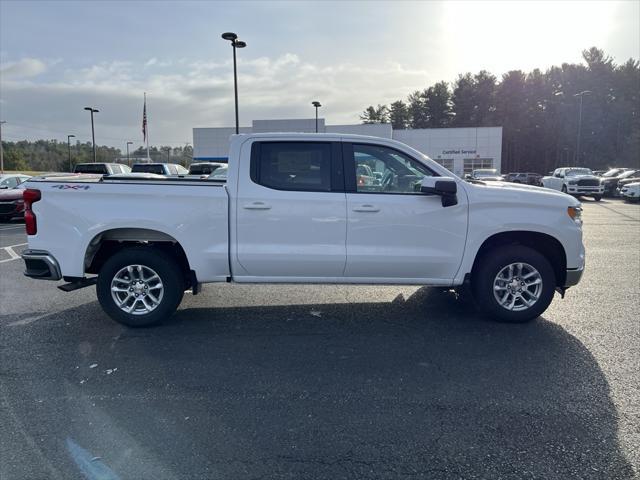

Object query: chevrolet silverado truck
[541,167,604,201]
[20,133,585,327]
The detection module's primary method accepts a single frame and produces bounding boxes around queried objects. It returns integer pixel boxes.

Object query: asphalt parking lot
[1,199,638,480]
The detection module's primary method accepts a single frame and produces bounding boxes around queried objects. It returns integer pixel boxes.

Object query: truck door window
[252,142,332,192]
[351,144,434,194]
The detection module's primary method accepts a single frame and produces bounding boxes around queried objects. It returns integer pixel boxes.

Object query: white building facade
[193,120,502,176]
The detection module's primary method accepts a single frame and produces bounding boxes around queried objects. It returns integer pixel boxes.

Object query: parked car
[471,169,504,181]
[602,169,640,196]
[0,182,28,221]
[541,167,604,201]
[21,133,585,327]
[188,162,226,176]
[131,163,188,175]
[620,182,640,202]
[505,172,542,186]
[74,163,131,175]
[0,173,31,189]
[616,171,640,195]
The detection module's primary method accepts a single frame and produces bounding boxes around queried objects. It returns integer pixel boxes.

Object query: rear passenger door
[235,141,347,279]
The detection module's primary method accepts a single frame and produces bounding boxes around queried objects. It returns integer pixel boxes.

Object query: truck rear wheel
[472,245,556,323]
[97,246,184,327]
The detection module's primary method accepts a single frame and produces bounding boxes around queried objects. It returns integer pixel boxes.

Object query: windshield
[210,167,228,179]
[566,168,593,176]
[601,168,624,177]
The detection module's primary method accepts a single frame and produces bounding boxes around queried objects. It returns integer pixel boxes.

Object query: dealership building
[193,120,502,177]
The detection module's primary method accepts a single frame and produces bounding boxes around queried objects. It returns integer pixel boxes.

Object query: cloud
[0,54,434,148]
[0,57,47,78]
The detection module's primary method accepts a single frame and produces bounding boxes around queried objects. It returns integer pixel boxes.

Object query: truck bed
[25,175,230,282]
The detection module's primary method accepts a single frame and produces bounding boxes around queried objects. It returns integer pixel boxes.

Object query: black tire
[472,245,556,323]
[97,246,185,327]
[592,195,602,202]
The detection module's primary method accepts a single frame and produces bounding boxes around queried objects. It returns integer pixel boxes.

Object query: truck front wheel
[472,245,556,323]
[96,246,184,327]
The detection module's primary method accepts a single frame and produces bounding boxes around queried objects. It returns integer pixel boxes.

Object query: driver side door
[343,142,468,283]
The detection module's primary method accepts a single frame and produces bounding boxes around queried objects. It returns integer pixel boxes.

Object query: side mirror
[421,177,458,207]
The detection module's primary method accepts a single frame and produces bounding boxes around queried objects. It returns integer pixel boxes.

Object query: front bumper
[22,249,62,280]
[564,267,584,288]
[566,185,604,195]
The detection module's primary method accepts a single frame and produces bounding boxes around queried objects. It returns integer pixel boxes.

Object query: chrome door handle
[352,204,380,212]
[243,202,271,210]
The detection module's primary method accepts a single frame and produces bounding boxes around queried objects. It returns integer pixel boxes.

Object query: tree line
[1,140,193,172]
[360,47,639,173]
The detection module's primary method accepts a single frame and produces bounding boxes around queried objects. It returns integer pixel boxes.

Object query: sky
[1,0,638,149]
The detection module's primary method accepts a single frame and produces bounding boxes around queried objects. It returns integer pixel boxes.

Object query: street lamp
[0,121,6,174]
[312,101,322,133]
[573,90,591,164]
[165,147,171,163]
[126,141,133,166]
[67,134,75,172]
[84,107,99,162]
[221,32,247,134]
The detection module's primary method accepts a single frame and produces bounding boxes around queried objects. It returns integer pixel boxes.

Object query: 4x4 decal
[51,184,90,190]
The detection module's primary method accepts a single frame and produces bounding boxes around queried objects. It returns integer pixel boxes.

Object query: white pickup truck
[21,133,585,327]
[541,167,604,201]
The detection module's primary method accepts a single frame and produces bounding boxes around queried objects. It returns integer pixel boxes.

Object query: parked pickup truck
[20,133,585,327]
[541,167,604,201]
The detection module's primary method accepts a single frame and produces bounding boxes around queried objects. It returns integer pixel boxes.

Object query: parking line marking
[0,243,27,263]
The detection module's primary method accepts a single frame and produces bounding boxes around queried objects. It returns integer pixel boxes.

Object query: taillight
[23,189,41,235]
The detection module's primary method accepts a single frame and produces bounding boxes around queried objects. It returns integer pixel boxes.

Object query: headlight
[567,206,583,225]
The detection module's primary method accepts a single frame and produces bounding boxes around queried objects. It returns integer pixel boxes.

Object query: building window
[434,158,454,172]
[463,158,494,175]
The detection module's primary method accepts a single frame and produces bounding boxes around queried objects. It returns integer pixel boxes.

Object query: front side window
[252,142,332,192]
[352,144,433,194]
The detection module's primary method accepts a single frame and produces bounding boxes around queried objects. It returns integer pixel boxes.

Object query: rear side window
[251,142,332,192]
[132,164,165,174]
[74,164,108,174]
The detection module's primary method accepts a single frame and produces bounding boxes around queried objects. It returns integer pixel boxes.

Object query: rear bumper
[564,267,584,288]
[22,249,62,280]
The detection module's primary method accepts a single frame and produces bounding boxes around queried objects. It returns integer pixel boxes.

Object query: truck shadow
[2,288,635,479]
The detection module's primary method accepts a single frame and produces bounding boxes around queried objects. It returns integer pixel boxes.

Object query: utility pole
[67,134,76,171]
[0,121,6,174]
[84,107,99,162]
[221,32,247,134]
[126,141,133,166]
[312,101,322,132]
[574,91,591,164]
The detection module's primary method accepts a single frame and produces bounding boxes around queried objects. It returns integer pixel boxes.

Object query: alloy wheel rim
[110,264,164,315]
[493,262,543,312]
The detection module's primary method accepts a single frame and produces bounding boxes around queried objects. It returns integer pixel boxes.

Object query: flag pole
[144,92,150,161]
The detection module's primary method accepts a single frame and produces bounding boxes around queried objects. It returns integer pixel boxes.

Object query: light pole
[126,141,133,166]
[312,101,322,133]
[84,107,99,162]
[67,134,75,171]
[165,147,171,163]
[0,121,6,174]
[574,90,591,164]
[221,32,247,134]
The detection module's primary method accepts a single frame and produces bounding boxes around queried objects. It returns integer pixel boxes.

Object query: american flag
[142,94,147,142]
